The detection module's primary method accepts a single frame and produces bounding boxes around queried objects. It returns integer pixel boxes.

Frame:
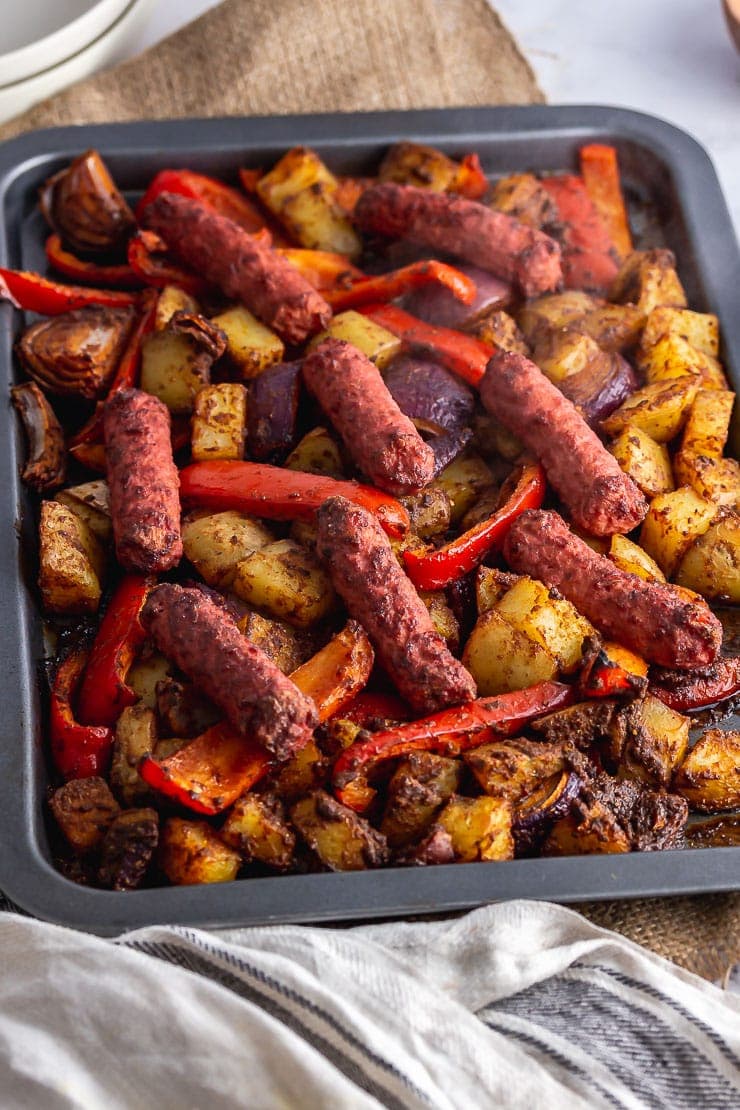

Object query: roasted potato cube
[155,678,219,739]
[472,412,524,463]
[613,695,689,788]
[639,487,718,577]
[601,376,699,443]
[465,738,566,803]
[677,390,734,460]
[160,819,241,885]
[379,141,458,191]
[399,487,452,539]
[489,172,558,227]
[154,285,199,330]
[290,790,389,870]
[210,305,284,379]
[39,500,104,615]
[271,738,328,801]
[98,808,159,891]
[534,329,608,384]
[470,309,529,355]
[674,455,740,508]
[673,730,740,811]
[640,306,720,359]
[285,426,345,477]
[518,291,597,345]
[419,590,460,652]
[496,576,594,674]
[55,479,111,543]
[257,147,361,256]
[50,777,120,853]
[609,425,674,499]
[380,752,462,848]
[475,567,521,614]
[578,303,644,352]
[608,534,666,582]
[221,792,295,870]
[237,610,320,674]
[431,451,494,523]
[640,334,728,391]
[675,510,740,602]
[127,650,174,710]
[310,310,402,369]
[191,383,247,461]
[111,704,158,806]
[437,795,514,862]
[232,539,335,628]
[140,328,210,413]
[182,510,275,588]
[609,249,687,315]
[462,608,558,695]
[544,799,631,855]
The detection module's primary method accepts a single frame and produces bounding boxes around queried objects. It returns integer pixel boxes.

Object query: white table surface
[120,0,740,237]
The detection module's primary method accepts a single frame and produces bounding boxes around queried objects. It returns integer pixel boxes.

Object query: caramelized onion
[16,305,136,399]
[10,381,66,490]
[40,149,135,255]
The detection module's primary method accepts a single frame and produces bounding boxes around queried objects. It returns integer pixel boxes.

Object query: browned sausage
[316,496,477,712]
[504,510,722,670]
[103,388,182,573]
[142,193,331,345]
[480,351,646,536]
[302,339,435,494]
[354,183,562,298]
[141,584,318,760]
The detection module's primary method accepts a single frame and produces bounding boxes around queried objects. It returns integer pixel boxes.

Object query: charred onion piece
[385,356,475,430]
[246,361,302,462]
[40,149,135,255]
[168,310,228,362]
[16,305,136,399]
[10,382,66,490]
[513,770,581,855]
[559,352,637,428]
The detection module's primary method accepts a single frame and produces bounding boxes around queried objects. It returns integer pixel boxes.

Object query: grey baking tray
[1,106,739,935]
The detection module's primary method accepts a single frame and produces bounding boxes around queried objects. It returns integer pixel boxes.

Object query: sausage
[480,350,646,536]
[141,584,318,760]
[504,510,723,670]
[316,496,477,711]
[354,183,562,298]
[103,388,182,573]
[142,192,331,345]
[302,339,435,494]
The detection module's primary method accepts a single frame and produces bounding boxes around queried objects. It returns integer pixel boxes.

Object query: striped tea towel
[0,898,738,1109]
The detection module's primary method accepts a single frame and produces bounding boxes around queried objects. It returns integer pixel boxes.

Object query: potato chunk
[111,704,158,806]
[437,795,514,862]
[140,329,210,413]
[50,777,120,853]
[290,791,389,870]
[495,576,594,674]
[285,426,345,477]
[39,500,104,615]
[640,334,727,391]
[310,310,402,370]
[609,249,687,316]
[431,451,494,523]
[608,534,665,583]
[191,383,247,461]
[675,511,740,602]
[640,306,719,359]
[379,141,459,191]
[221,793,296,870]
[463,608,557,695]
[673,730,740,811]
[98,808,159,891]
[609,425,674,499]
[55,479,112,543]
[380,752,462,848]
[611,696,690,788]
[210,305,284,380]
[232,539,335,628]
[182,511,275,588]
[639,487,718,577]
[465,738,566,803]
[601,376,699,443]
[160,819,241,885]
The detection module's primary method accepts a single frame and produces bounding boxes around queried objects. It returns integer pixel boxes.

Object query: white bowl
[0,0,156,126]
[1,0,132,86]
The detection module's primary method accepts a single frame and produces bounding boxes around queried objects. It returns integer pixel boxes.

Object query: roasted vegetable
[17,305,135,399]
[50,777,120,853]
[140,311,226,413]
[97,808,159,890]
[211,304,284,379]
[182,510,274,588]
[673,729,740,811]
[38,501,104,615]
[191,383,247,462]
[160,819,242,884]
[10,382,66,490]
[674,510,740,602]
[40,149,135,255]
[221,792,295,870]
[231,539,335,628]
[290,790,389,870]
[437,795,514,862]
[380,752,461,848]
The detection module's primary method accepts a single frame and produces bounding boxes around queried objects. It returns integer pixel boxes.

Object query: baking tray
[1,105,739,935]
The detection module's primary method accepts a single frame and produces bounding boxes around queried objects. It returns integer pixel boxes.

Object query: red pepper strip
[127,230,209,298]
[135,168,269,233]
[333,690,413,727]
[50,648,114,780]
[579,144,632,262]
[450,153,488,200]
[404,463,545,590]
[578,646,647,700]
[277,248,364,292]
[540,174,619,294]
[333,681,574,811]
[180,460,410,538]
[289,622,375,724]
[326,260,477,312]
[139,723,271,816]
[44,234,142,289]
[334,175,374,215]
[0,267,138,314]
[360,303,493,386]
[238,167,263,193]
[649,657,740,712]
[77,576,154,727]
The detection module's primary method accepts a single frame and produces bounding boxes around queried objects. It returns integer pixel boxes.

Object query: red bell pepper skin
[326,260,477,312]
[649,656,740,712]
[333,681,574,811]
[278,248,364,292]
[135,168,270,234]
[578,646,647,700]
[334,690,413,727]
[179,460,410,538]
[359,303,493,386]
[0,267,138,314]
[50,649,114,780]
[540,174,619,294]
[127,230,209,297]
[579,144,632,262]
[451,153,488,200]
[77,576,154,727]
[44,234,142,288]
[139,723,272,815]
[404,463,546,590]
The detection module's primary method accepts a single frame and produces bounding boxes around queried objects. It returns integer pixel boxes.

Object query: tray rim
[1,103,739,935]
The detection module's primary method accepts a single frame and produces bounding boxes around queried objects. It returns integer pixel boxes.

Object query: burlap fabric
[0,0,737,982]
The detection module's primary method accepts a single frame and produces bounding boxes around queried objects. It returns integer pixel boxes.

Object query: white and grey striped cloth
[0,895,738,1109]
